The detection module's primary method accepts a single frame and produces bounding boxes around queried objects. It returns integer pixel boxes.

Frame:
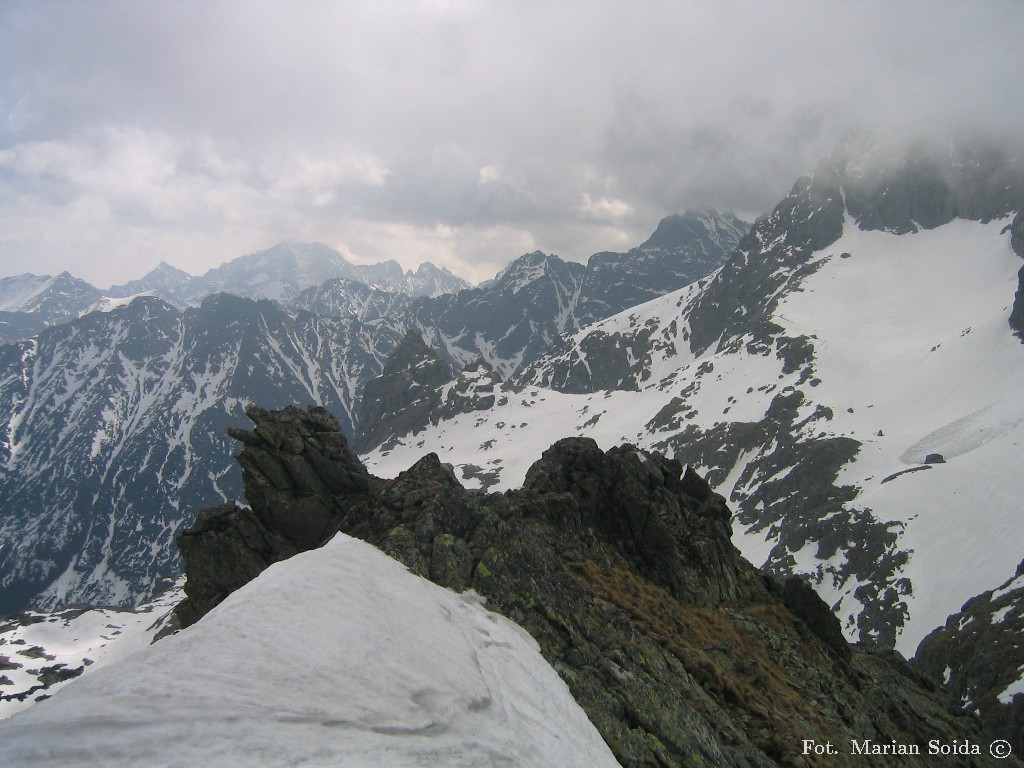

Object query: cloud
[478,165,502,185]
[579,193,634,223]
[1,0,1022,286]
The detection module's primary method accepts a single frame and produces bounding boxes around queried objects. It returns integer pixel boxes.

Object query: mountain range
[107,239,473,306]
[0,241,472,346]
[0,209,746,614]
[3,404,995,766]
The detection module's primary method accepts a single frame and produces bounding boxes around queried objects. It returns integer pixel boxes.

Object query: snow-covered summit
[0,534,618,768]
[0,271,101,323]
[194,240,359,303]
[491,250,561,294]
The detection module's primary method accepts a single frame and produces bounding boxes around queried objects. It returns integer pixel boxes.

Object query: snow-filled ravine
[0,534,619,768]
[362,213,1024,656]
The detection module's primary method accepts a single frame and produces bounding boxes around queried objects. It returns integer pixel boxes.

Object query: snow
[0,535,618,767]
[998,667,1024,705]
[87,292,153,314]
[0,274,54,313]
[993,573,1024,601]
[0,584,181,720]
[991,605,1013,624]
[772,214,1024,653]
[365,273,790,493]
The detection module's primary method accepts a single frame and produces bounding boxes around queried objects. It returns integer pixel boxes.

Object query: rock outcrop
[177,405,1006,767]
[914,559,1024,757]
[175,405,370,624]
[352,329,454,453]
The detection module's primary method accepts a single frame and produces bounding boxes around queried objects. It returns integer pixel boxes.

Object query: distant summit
[585,209,748,317]
[353,259,470,298]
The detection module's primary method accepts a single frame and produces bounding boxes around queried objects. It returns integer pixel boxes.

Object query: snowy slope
[0,272,102,329]
[361,281,786,498]
[0,275,54,313]
[363,212,1024,655]
[85,291,156,314]
[0,583,181,720]
[772,214,1024,652]
[0,534,618,768]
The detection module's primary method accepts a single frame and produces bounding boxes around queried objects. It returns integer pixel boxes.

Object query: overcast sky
[1,1,1021,287]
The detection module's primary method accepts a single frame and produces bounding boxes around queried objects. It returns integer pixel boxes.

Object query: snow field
[774,215,1024,652]
[0,584,180,720]
[0,534,618,767]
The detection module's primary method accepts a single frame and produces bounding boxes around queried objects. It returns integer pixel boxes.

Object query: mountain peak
[353,331,454,452]
[493,250,557,290]
[154,261,192,278]
[413,261,455,277]
[382,328,446,377]
[639,209,747,252]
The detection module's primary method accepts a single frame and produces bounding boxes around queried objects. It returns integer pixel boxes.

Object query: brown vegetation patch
[573,557,846,766]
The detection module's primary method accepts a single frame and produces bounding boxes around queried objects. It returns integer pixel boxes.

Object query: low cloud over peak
[1,1,1021,286]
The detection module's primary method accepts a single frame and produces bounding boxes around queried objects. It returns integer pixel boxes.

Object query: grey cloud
[1,1,1022,285]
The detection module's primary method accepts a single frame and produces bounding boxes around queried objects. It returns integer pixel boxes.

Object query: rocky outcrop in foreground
[177,405,1008,767]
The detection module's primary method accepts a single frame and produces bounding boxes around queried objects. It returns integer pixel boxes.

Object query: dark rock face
[176,405,998,767]
[176,405,371,625]
[352,330,454,453]
[914,559,1024,757]
[522,439,743,606]
[175,503,299,627]
[780,575,851,662]
[1008,212,1024,339]
[686,172,846,357]
[0,294,393,614]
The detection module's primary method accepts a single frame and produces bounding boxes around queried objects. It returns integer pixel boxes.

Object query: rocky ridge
[352,329,455,453]
[177,405,1006,767]
[298,210,746,383]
